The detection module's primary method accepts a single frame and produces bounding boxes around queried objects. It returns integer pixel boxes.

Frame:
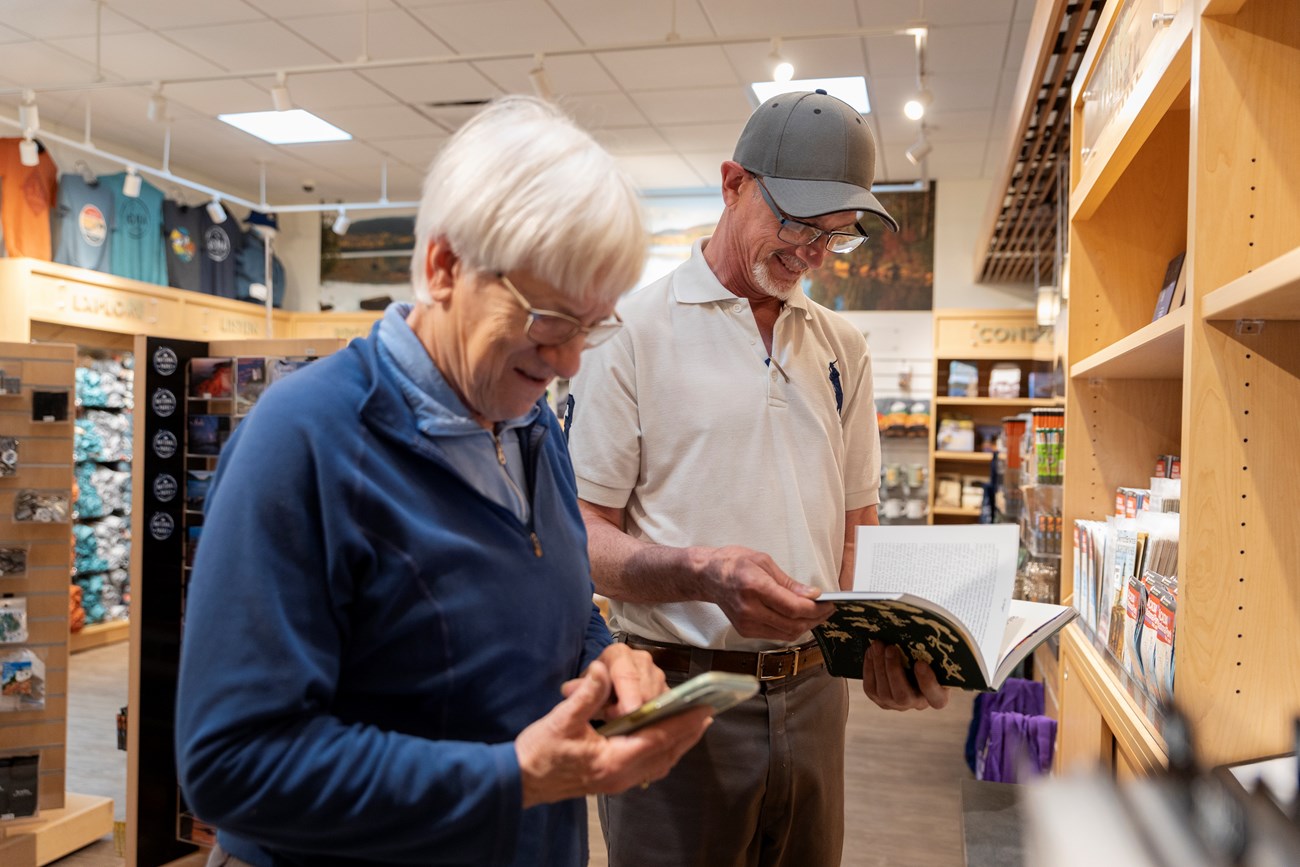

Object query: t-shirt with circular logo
[53,173,114,271]
[200,207,243,298]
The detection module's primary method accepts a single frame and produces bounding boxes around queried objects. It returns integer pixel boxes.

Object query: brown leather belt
[622,636,824,683]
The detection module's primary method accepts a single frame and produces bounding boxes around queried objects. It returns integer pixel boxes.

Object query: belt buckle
[756,647,797,681]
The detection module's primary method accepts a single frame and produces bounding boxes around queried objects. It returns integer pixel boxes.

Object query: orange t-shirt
[0,138,58,260]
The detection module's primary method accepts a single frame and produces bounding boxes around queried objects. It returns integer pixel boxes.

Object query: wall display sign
[153,473,178,503]
[150,387,177,418]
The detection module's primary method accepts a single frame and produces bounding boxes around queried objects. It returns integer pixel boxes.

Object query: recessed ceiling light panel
[749,76,871,114]
[218,109,352,145]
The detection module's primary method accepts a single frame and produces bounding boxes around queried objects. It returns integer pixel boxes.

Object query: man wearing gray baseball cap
[568,90,948,867]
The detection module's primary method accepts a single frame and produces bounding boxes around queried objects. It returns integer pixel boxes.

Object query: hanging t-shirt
[199,207,242,299]
[103,172,167,285]
[0,138,58,260]
[163,200,203,293]
[52,174,114,271]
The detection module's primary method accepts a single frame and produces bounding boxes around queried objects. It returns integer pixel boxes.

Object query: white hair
[410,95,646,305]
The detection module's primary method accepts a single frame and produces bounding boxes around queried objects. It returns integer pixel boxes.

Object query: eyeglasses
[497,273,623,348]
[751,175,870,254]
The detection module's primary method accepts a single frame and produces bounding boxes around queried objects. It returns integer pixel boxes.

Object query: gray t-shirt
[53,174,113,271]
[163,200,203,292]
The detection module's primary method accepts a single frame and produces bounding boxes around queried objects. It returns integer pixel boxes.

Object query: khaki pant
[599,664,848,867]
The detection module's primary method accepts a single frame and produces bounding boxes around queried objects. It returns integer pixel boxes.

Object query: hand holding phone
[597,671,759,737]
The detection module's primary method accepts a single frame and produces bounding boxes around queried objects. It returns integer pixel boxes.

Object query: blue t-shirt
[53,174,114,272]
[104,172,166,285]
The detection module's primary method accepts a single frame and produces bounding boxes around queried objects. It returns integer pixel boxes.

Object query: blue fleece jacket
[175,321,611,866]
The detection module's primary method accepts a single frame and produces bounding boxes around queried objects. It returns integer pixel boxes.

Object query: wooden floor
[54,645,975,867]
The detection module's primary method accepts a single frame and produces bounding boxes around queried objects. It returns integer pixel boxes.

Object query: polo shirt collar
[672,237,813,320]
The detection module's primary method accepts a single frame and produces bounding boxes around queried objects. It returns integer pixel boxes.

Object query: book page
[852,524,1019,666]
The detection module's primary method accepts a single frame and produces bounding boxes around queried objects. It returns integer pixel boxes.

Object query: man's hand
[560,643,666,719]
[517,660,711,808]
[695,545,833,641]
[861,641,949,711]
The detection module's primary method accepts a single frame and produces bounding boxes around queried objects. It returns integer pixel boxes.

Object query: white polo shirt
[568,238,881,652]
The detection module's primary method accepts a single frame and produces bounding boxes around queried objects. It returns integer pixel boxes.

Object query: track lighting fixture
[332,209,351,236]
[147,83,166,123]
[18,135,38,167]
[19,89,38,135]
[905,133,932,166]
[123,166,142,197]
[206,197,227,224]
[76,159,97,185]
[271,72,293,112]
[528,54,554,101]
[769,37,794,83]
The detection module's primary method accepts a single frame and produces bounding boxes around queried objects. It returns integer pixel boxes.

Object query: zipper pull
[530,532,543,558]
[493,433,506,466]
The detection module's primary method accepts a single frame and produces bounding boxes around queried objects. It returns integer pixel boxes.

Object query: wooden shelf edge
[1202,244,1300,321]
[1069,306,1188,380]
[932,506,981,517]
[1071,8,1193,223]
[69,619,130,653]
[0,792,113,867]
[935,397,1055,407]
[934,451,994,462]
[1061,624,1167,772]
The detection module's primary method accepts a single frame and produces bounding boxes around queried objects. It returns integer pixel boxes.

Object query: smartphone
[596,671,759,737]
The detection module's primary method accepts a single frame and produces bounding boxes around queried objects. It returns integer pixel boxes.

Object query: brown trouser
[599,662,848,867]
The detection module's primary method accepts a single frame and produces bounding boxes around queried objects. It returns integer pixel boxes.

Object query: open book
[813,524,1076,692]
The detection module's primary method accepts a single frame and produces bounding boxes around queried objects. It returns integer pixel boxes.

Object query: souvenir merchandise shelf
[0,259,379,660]
[928,309,1057,524]
[0,341,113,866]
[126,335,347,867]
[1058,0,1300,777]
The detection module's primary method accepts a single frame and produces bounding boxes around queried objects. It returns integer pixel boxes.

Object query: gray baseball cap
[734,89,898,232]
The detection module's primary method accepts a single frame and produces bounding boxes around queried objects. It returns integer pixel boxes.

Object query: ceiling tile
[280,8,451,62]
[473,54,618,97]
[589,126,671,156]
[657,122,745,153]
[314,104,443,139]
[679,152,729,188]
[630,87,753,126]
[0,22,30,44]
[408,1,582,54]
[1005,17,1031,68]
[930,68,1000,112]
[862,34,916,79]
[851,1,916,30]
[164,80,280,117]
[927,112,995,142]
[360,63,499,105]
[0,42,100,87]
[164,20,338,70]
[927,24,1008,73]
[922,0,1017,26]
[561,92,648,129]
[548,0,714,44]
[722,37,868,86]
[102,0,262,31]
[927,144,989,179]
[615,154,708,191]
[371,135,448,170]
[696,0,860,36]
[0,1,141,39]
[245,0,396,18]
[45,32,228,82]
[597,46,737,92]
[284,71,398,111]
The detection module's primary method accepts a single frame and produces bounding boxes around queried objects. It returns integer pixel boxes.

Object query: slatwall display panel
[0,342,76,815]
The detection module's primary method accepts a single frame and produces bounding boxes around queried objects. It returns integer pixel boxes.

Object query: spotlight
[122,167,142,198]
[271,72,293,112]
[769,37,794,83]
[905,135,932,166]
[19,89,38,134]
[206,198,228,224]
[528,54,554,101]
[332,209,351,236]
[18,136,38,167]
[903,89,931,121]
[147,84,166,123]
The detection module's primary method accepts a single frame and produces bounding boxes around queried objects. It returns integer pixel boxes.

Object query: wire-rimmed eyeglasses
[497,273,623,348]
[751,174,870,254]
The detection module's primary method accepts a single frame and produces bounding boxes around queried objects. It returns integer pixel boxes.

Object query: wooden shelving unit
[1058,0,1300,774]
[928,309,1057,524]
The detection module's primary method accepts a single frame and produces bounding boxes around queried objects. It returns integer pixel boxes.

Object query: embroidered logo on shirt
[205,226,231,262]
